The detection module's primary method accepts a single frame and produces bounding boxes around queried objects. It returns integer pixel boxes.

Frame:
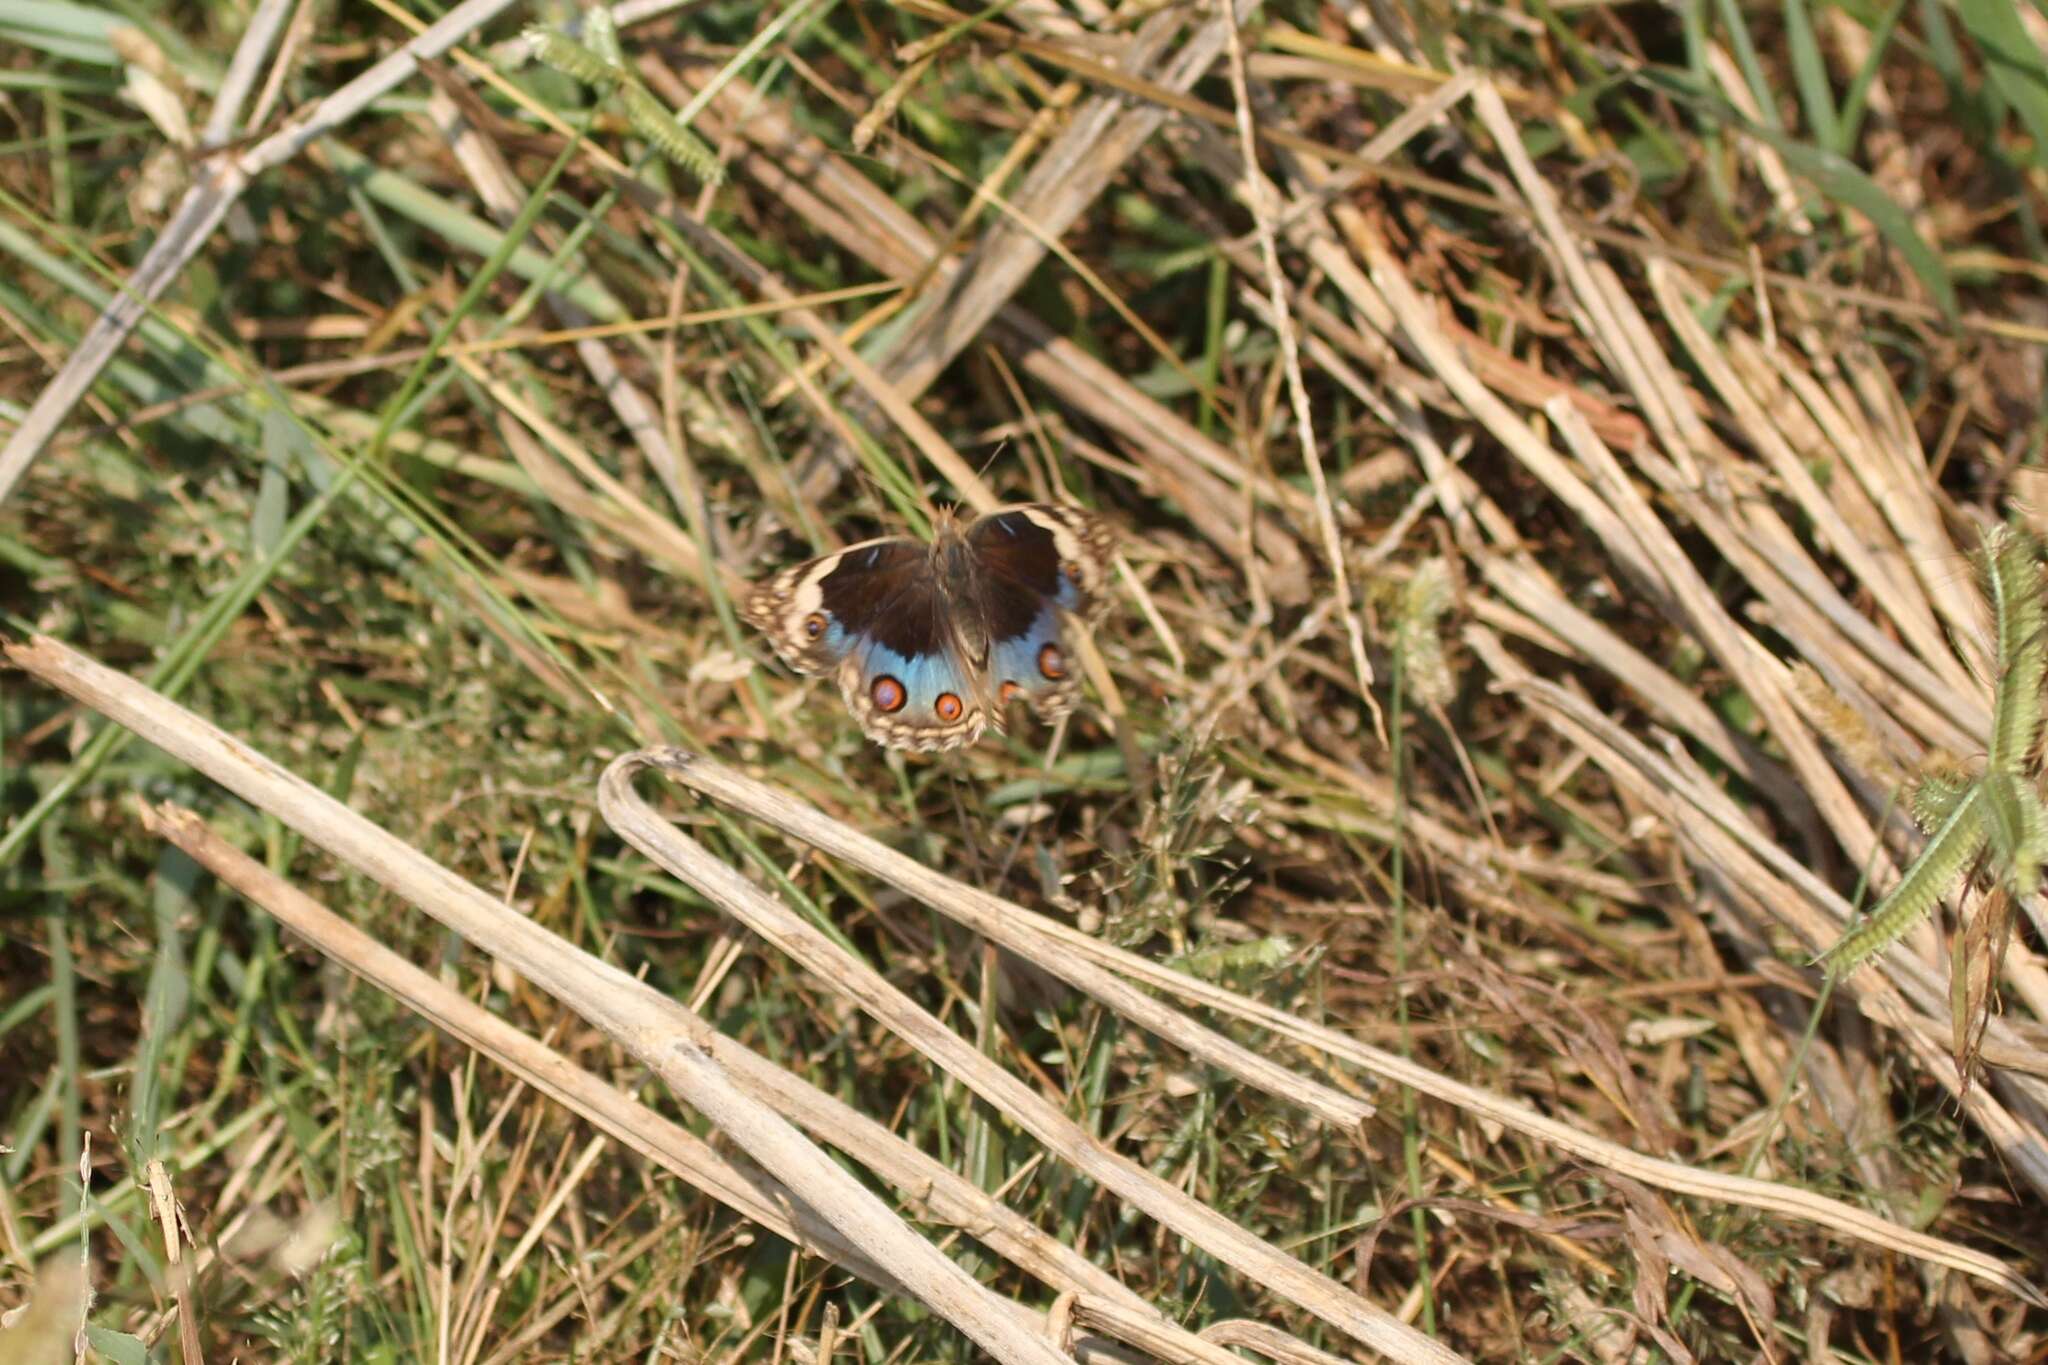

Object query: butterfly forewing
[741,538,922,675]
[815,542,944,659]
[966,505,1114,620]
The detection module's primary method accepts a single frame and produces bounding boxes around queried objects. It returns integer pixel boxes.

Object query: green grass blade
[1755,129,1959,318]
[1711,0,1783,130]
[1783,0,1843,152]
[82,1326,150,1364]
[0,0,124,65]
[1957,0,2048,171]
[1839,0,1910,150]
[1637,67,1959,317]
[1918,0,1974,129]
[126,847,197,1169]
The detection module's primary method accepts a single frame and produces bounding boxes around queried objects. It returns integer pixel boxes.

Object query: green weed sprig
[1823,527,2047,978]
[526,16,723,186]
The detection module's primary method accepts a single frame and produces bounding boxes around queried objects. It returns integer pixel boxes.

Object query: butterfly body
[742,504,1115,752]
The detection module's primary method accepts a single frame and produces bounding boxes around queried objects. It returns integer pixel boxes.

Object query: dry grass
[2,0,2047,1360]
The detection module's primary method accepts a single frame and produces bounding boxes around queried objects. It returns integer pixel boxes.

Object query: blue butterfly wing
[985,602,1077,717]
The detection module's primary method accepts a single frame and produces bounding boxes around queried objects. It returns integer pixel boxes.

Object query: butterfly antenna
[839,455,942,539]
[974,438,1011,488]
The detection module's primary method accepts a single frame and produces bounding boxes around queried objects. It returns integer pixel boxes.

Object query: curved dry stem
[599,749,1467,1365]
[646,746,2044,1308]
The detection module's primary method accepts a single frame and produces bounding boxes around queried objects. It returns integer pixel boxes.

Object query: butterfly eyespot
[935,693,964,722]
[871,676,907,713]
[1037,643,1066,680]
[999,681,1021,703]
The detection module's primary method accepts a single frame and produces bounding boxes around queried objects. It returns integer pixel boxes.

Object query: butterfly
[741,504,1117,752]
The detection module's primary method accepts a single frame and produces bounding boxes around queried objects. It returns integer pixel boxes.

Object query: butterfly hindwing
[838,630,987,751]
[986,599,1078,718]
[741,537,987,751]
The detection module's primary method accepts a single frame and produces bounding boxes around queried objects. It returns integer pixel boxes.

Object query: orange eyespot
[871,676,906,712]
[1037,643,1066,680]
[803,612,827,639]
[935,693,964,722]
[999,681,1021,703]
